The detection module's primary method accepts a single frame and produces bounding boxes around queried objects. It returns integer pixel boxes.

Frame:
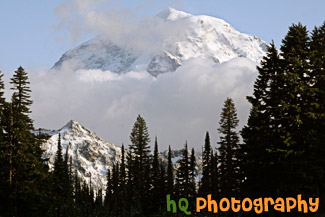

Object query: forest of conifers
[0,22,324,217]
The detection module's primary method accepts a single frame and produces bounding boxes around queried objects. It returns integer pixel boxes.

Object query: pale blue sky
[1,0,324,74]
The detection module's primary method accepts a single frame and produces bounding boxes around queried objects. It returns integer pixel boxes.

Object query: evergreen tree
[241,43,284,197]
[63,145,74,216]
[128,114,151,216]
[104,168,112,214]
[189,148,196,197]
[210,150,219,196]
[159,161,166,212]
[0,70,10,216]
[218,98,240,197]
[309,22,325,212]
[175,142,190,198]
[150,137,161,213]
[276,23,313,197]
[7,66,49,216]
[52,132,66,217]
[119,144,128,217]
[199,132,212,196]
[94,189,104,217]
[111,163,120,216]
[241,24,325,212]
[166,145,174,197]
[73,169,82,216]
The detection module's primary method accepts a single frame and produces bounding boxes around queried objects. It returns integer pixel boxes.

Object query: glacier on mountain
[52,8,268,76]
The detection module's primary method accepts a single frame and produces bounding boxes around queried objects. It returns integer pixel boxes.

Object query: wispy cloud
[54,0,187,53]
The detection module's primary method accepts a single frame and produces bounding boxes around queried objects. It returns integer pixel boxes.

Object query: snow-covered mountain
[52,8,268,76]
[39,120,203,193]
[40,120,122,192]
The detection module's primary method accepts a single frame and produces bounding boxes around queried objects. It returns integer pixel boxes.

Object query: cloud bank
[29,57,257,150]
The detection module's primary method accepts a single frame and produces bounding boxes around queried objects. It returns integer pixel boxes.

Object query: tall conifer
[166,145,174,196]
[199,132,212,196]
[218,98,240,196]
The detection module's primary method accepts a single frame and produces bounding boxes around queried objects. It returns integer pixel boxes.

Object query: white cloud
[28,57,257,150]
[54,0,188,53]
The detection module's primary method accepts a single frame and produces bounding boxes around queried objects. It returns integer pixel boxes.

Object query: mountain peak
[60,119,84,132]
[156,7,192,21]
[52,9,268,75]
[41,120,122,193]
[62,119,80,128]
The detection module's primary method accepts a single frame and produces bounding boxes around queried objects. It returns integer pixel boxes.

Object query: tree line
[0,22,324,217]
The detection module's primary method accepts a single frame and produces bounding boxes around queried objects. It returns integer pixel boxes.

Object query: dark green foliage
[4,67,50,217]
[0,71,10,216]
[307,22,325,213]
[210,150,219,196]
[119,144,128,217]
[104,168,112,212]
[52,133,74,217]
[241,42,283,197]
[189,148,196,195]
[166,145,174,197]
[175,142,191,198]
[159,161,166,211]
[218,98,240,197]
[150,137,162,212]
[241,22,325,216]
[127,115,151,216]
[199,132,212,196]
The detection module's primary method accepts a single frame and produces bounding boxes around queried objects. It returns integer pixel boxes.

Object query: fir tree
[175,142,190,198]
[210,150,219,196]
[159,162,166,212]
[111,163,120,216]
[0,70,10,216]
[150,137,161,213]
[277,23,314,197]
[104,168,112,213]
[128,115,151,216]
[309,22,325,212]
[119,144,128,217]
[166,145,174,196]
[218,98,240,197]
[52,132,66,217]
[241,43,284,197]
[7,66,49,216]
[73,169,82,216]
[189,148,196,196]
[199,132,212,196]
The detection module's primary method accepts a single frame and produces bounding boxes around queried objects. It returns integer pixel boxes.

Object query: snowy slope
[40,120,122,192]
[52,8,268,76]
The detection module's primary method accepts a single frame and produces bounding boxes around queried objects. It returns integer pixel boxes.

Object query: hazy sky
[0,0,324,150]
[1,0,324,73]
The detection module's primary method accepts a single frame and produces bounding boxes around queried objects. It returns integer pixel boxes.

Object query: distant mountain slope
[52,8,268,76]
[40,120,122,192]
[39,120,202,193]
